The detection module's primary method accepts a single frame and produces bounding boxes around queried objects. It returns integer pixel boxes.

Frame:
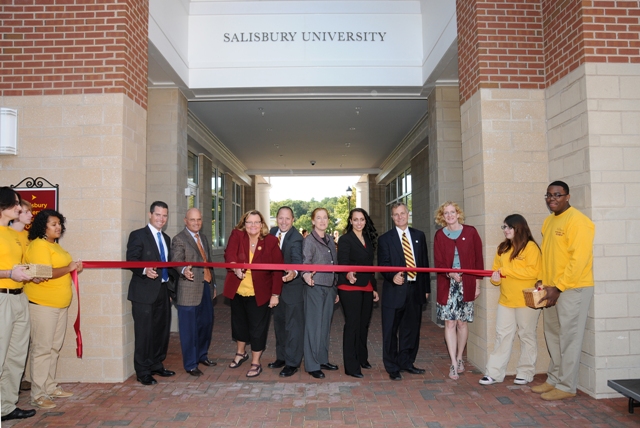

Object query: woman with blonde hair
[479,214,541,386]
[433,202,483,380]
[223,210,283,378]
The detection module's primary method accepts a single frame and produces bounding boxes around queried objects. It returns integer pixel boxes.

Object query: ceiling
[148,42,459,180]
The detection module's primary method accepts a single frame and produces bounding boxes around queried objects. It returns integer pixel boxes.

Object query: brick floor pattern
[6,301,638,427]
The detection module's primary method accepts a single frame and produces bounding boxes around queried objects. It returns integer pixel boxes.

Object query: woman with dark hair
[302,207,339,379]
[0,187,36,423]
[479,214,541,386]
[223,210,283,378]
[337,208,379,378]
[433,201,483,380]
[25,209,82,409]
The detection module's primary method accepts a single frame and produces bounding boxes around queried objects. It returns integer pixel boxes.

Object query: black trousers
[131,283,171,376]
[338,289,374,375]
[230,294,270,352]
[381,283,422,373]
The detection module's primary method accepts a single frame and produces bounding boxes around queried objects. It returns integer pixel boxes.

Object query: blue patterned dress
[436,227,474,322]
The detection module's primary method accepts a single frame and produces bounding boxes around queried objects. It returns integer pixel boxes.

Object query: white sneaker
[514,377,529,385]
[479,376,498,385]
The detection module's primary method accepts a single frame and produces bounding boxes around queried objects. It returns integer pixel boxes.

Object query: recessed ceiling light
[349,127,356,131]
[345,143,351,147]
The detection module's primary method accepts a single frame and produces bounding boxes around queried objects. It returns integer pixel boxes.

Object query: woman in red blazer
[433,202,483,381]
[224,210,283,378]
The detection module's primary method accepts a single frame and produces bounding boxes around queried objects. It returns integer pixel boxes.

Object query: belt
[0,288,23,295]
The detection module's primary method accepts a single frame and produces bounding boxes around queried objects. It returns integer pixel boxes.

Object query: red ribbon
[71,270,82,358]
[70,261,493,359]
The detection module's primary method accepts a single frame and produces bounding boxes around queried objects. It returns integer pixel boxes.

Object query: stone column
[254,176,272,227]
[353,175,370,213]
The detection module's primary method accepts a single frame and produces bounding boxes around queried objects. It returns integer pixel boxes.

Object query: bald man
[171,208,217,376]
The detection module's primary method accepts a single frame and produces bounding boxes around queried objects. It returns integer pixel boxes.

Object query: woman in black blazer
[337,208,379,378]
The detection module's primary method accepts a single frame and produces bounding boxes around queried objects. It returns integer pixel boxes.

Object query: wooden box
[18,264,53,279]
[522,287,547,309]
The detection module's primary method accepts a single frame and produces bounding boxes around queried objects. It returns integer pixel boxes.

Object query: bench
[608,379,640,414]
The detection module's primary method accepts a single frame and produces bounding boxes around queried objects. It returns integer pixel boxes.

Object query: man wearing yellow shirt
[0,187,36,422]
[531,181,595,401]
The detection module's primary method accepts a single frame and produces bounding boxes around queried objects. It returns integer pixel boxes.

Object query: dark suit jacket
[171,228,216,306]
[223,229,284,306]
[126,225,176,304]
[377,227,430,309]
[270,226,304,305]
[337,231,377,291]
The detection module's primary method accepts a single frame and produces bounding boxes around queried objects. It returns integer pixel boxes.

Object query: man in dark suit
[171,208,217,377]
[377,202,430,381]
[268,206,305,377]
[126,201,176,385]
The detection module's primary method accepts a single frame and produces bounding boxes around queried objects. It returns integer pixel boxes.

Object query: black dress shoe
[346,372,364,379]
[268,359,286,369]
[389,371,402,381]
[187,368,203,376]
[360,361,372,369]
[279,366,298,377]
[137,374,158,385]
[151,368,175,377]
[199,358,217,367]
[1,407,36,422]
[309,370,325,379]
[320,363,338,371]
[400,365,426,375]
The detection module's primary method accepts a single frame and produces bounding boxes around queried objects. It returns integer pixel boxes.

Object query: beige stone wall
[459,88,549,375]
[547,63,640,397]
[427,86,464,320]
[0,93,147,382]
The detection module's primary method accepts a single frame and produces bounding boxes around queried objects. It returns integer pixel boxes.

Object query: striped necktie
[402,232,417,279]
[195,233,212,283]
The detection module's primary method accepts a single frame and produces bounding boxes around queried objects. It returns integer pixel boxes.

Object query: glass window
[385,169,413,230]
[187,152,198,209]
[232,182,242,225]
[212,169,225,248]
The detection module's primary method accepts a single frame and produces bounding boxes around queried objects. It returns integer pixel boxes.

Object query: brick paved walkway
[6,300,638,427]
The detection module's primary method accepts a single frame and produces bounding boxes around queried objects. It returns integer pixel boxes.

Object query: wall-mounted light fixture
[0,108,18,155]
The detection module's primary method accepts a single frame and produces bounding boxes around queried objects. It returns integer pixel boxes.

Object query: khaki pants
[485,304,540,382]
[28,303,68,401]
[543,286,594,393]
[0,293,30,416]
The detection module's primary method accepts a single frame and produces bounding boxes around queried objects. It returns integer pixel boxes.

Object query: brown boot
[531,381,554,394]
[541,388,576,401]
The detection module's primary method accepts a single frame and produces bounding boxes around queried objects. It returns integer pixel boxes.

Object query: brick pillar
[456,0,549,378]
[0,0,149,381]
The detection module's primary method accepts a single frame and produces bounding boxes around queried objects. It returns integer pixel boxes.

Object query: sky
[267,175,361,202]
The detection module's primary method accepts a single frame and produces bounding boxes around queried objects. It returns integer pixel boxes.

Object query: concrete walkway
[6,300,637,427]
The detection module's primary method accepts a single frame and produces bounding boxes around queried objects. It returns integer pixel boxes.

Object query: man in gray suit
[171,208,217,376]
[268,206,305,377]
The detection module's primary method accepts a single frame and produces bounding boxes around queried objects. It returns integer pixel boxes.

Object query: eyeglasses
[500,225,512,230]
[544,193,567,199]
[245,221,261,226]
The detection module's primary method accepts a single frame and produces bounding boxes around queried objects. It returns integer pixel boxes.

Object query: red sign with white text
[15,188,58,229]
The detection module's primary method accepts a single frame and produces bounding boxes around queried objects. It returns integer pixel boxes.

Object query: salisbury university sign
[223,31,387,43]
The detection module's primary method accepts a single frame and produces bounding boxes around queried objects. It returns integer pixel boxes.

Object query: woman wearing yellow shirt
[479,214,541,386]
[25,210,83,410]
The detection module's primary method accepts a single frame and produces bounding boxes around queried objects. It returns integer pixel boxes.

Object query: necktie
[277,232,282,247]
[157,232,169,281]
[402,232,417,279]
[195,233,212,283]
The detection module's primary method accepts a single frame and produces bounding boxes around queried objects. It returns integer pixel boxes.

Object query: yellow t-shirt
[540,206,595,291]
[16,229,29,254]
[24,238,73,308]
[0,226,24,290]
[490,241,541,308]
[236,251,255,297]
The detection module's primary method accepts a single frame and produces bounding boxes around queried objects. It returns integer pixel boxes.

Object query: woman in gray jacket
[302,207,338,379]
